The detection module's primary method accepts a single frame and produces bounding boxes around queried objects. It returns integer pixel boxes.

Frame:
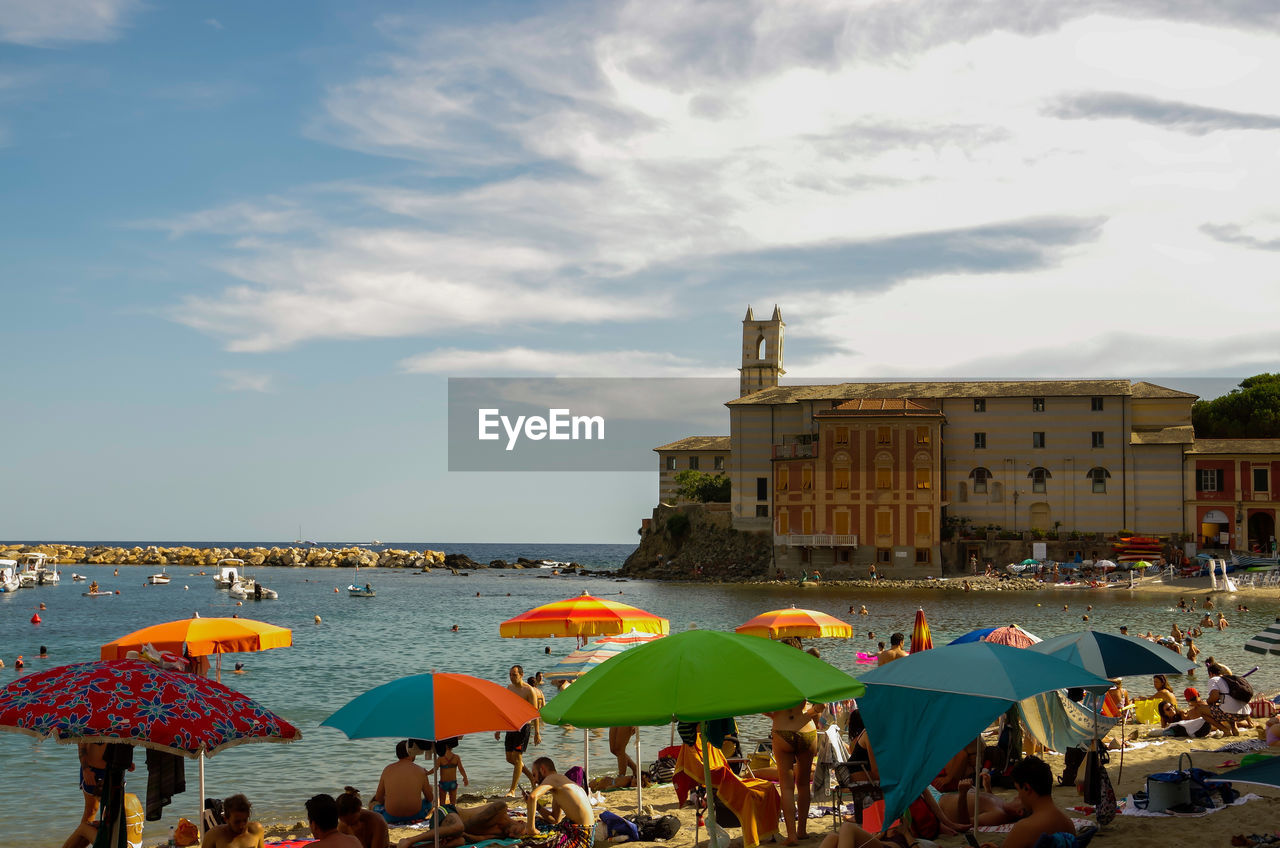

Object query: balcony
[774,534,858,548]
[773,434,818,460]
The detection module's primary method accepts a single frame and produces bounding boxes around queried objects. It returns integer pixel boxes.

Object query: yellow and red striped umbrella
[735,605,853,640]
[910,607,933,653]
[498,591,669,639]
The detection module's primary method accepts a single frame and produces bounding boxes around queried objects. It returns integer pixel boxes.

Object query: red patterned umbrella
[910,608,934,653]
[0,659,300,757]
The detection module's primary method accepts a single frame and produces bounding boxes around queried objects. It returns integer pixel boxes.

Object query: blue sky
[2,1,1279,543]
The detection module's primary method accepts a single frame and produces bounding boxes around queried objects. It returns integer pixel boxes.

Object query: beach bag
[565,766,587,791]
[1094,765,1117,826]
[1220,674,1253,703]
[173,817,200,847]
[1187,767,1239,809]
[600,811,640,843]
[628,813,682,841]
[1081,747,1109,805]
[1134,754,1192,813]
[647,756,676,784]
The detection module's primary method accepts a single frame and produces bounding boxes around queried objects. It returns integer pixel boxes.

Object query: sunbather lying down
[397,801,524,848]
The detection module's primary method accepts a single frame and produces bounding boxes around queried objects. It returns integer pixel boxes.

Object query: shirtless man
[524,757,595,848]
[396,801,523,848]
[306,794,363,847]
[201,794,264,848]
[76,742,108,828]
[372,741,435,824]
[494,665,540,796]
[767,700,824,845]
[877,633,909,665]
[945,777,1026,828]
[337,790,389,848]
[978,757,1073,848]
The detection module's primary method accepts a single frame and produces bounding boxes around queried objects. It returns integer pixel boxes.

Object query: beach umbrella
[1216,754,1280,790]
[909,608,933,653]
[499,591,669,640]
[100,616,292,666]
[947,624,1040,648]
[735,606,853,640]
[1244,618,1280,656]
[1031,631,1194,678]
[1021,558,1038,565]
[1094,559,1117,571]
[546,630,664,680]
[542,630,865,848]
[857,642,1111,830]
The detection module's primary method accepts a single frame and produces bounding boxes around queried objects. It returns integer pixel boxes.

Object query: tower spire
[745,305,755,321]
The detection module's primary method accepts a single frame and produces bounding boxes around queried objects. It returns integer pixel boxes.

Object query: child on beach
[428,741,468,807]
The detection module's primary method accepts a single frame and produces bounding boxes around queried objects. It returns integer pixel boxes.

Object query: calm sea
[1,541,1276,847]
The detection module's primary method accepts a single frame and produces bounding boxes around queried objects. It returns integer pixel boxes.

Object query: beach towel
[673,741,781,848]
[1019,690,1118,753]
[977,817,1093,834]
[1203,740,1269,754]
[1121,792,1262,817]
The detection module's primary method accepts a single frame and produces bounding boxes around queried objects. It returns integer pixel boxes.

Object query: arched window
[1087,466,1111,494]
[756,335,766,360]
[1028,466,1051,493]
[969,466,992,494]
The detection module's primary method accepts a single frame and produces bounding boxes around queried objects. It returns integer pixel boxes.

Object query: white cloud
[401,347,711,377]
[0,0,142,46]
[219,371,274,393]
[203,18,223,31]
[168,1,1280,374]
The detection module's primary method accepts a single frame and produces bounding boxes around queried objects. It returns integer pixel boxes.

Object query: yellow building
[653,436,730,504]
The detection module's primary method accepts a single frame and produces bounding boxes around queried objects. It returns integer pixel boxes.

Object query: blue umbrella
[1031,631,1195,678]
[857,642,1111,828]
[948,626,1000,644]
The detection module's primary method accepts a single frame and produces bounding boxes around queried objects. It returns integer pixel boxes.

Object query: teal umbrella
[1244,618,1280,656]
[542,630,864,848]
[1217,754,1280,789]
[858,642,1111,828]
[1031,631,1194,677]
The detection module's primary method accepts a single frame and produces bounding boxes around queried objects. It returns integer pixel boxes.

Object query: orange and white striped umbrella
[735,605,853,640]
[910,608,933,653]
[498,591,669,639]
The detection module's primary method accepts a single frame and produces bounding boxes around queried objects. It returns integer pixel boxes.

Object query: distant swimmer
[15,656,24,670]
[39,646,48,658]
[234,662,245,674]
[858,605,869,616]
[315,615,322,624]
[113,569,118,576]
[450,625,459,632]
[38,603,46,610]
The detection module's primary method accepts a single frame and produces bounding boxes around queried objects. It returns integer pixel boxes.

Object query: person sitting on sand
[1265,716,1280,747]
[396,801,523,848]
[877,633,909,665]
[1205,663,1250,735]
[1146,702,1212,738]
[427,740,469,807]
[1149,675,1178,712]
[307,794,363,847]
[337,788,389,848]
[201,793,264,848]
[523,757,595,848]
[944,775,1027,829]
[977,757,1073,848]
[1181,687,1233,736]
[767,699,824,845]
[372,741,435,824]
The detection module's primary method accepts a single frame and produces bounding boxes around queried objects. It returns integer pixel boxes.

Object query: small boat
[82,591,115,597]
[213,559,244,589]
[148,566,171,585]
[71,573,87,581]
[348,583,376,597]
[0,561,19,593]
[21,553,60,585]
[228,579,251,599]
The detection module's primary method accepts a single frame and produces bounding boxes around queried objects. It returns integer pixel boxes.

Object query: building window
[757,477,768,500]
[974,398,986,412]
[876,511,892,536]
[1032,397,1045,412]
[974,432,987,450]
[834,467,850,490]
[755,504,769,517]
[915,468,931,490]
[875,467,892,489]
[837,549,851,563]
[835,427,849,446]
[665,456,676,470]
[714,456,724,471]
[915,426,931,445]
[1091,431,1104,449]
[1029,466,1051,493]
[1254,467,1270,493]
[1091,396,1104,411]
[915,548,931,564]
[970,466,991,494]
[1032,432,1046,449]
[877,548,892,563]
[801,465,813,490]
[876,426,892,445]
[1087,466,1110,494]
[915,510,931,536]
[688,456,700,470]
[801,510,813,534]
[799,546,810,563]
[1197,469,1224,493]
[777,511,789,535]
[776,466,789,492]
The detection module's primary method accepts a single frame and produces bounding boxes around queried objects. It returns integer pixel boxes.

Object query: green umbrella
[541,630,864,848]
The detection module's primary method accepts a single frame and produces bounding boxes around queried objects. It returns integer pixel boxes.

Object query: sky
[2,1,1278,543]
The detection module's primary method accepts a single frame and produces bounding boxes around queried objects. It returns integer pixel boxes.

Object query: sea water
[1,542,1275,847]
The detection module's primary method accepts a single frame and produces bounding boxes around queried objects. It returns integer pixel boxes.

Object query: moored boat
[0,561,19,593]
[213,559,244,589]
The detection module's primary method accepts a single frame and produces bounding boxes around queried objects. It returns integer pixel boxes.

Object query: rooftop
[1189,438,1280,455]
[815,398,943,417]
[728,379,1143,406]
[1130,426,1196,445]
[653,436,730,453]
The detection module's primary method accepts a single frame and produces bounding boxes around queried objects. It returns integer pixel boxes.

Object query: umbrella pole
[199,752,206,838]
[1118,709,1126,785]
[973,733,981,836]
[701,722,719,848]
[434,748,441,848]
[635,727,642,812]
[584,729,590,788]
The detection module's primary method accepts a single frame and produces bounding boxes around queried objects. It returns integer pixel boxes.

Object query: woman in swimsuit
[767,700,824,845]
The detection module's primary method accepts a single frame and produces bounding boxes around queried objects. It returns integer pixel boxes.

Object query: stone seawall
[621,503,772,580]
[0,543,581,572]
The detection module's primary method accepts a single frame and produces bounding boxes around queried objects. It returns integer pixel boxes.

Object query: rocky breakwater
[0,543,447,569]
[621,503,772,581]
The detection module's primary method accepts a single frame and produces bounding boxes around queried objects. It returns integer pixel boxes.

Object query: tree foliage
[673,469,732,503]
[1192,373,1280,438]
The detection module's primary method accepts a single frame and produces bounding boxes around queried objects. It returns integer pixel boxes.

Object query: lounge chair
[674,740,782,848]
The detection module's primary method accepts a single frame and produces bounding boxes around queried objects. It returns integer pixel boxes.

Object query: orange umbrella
[910,608,933,653]
[735,606,852,639]
[100,617,292,660]
[498,591,669,638]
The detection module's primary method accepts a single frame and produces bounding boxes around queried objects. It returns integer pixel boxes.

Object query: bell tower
[739,304,785,397]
